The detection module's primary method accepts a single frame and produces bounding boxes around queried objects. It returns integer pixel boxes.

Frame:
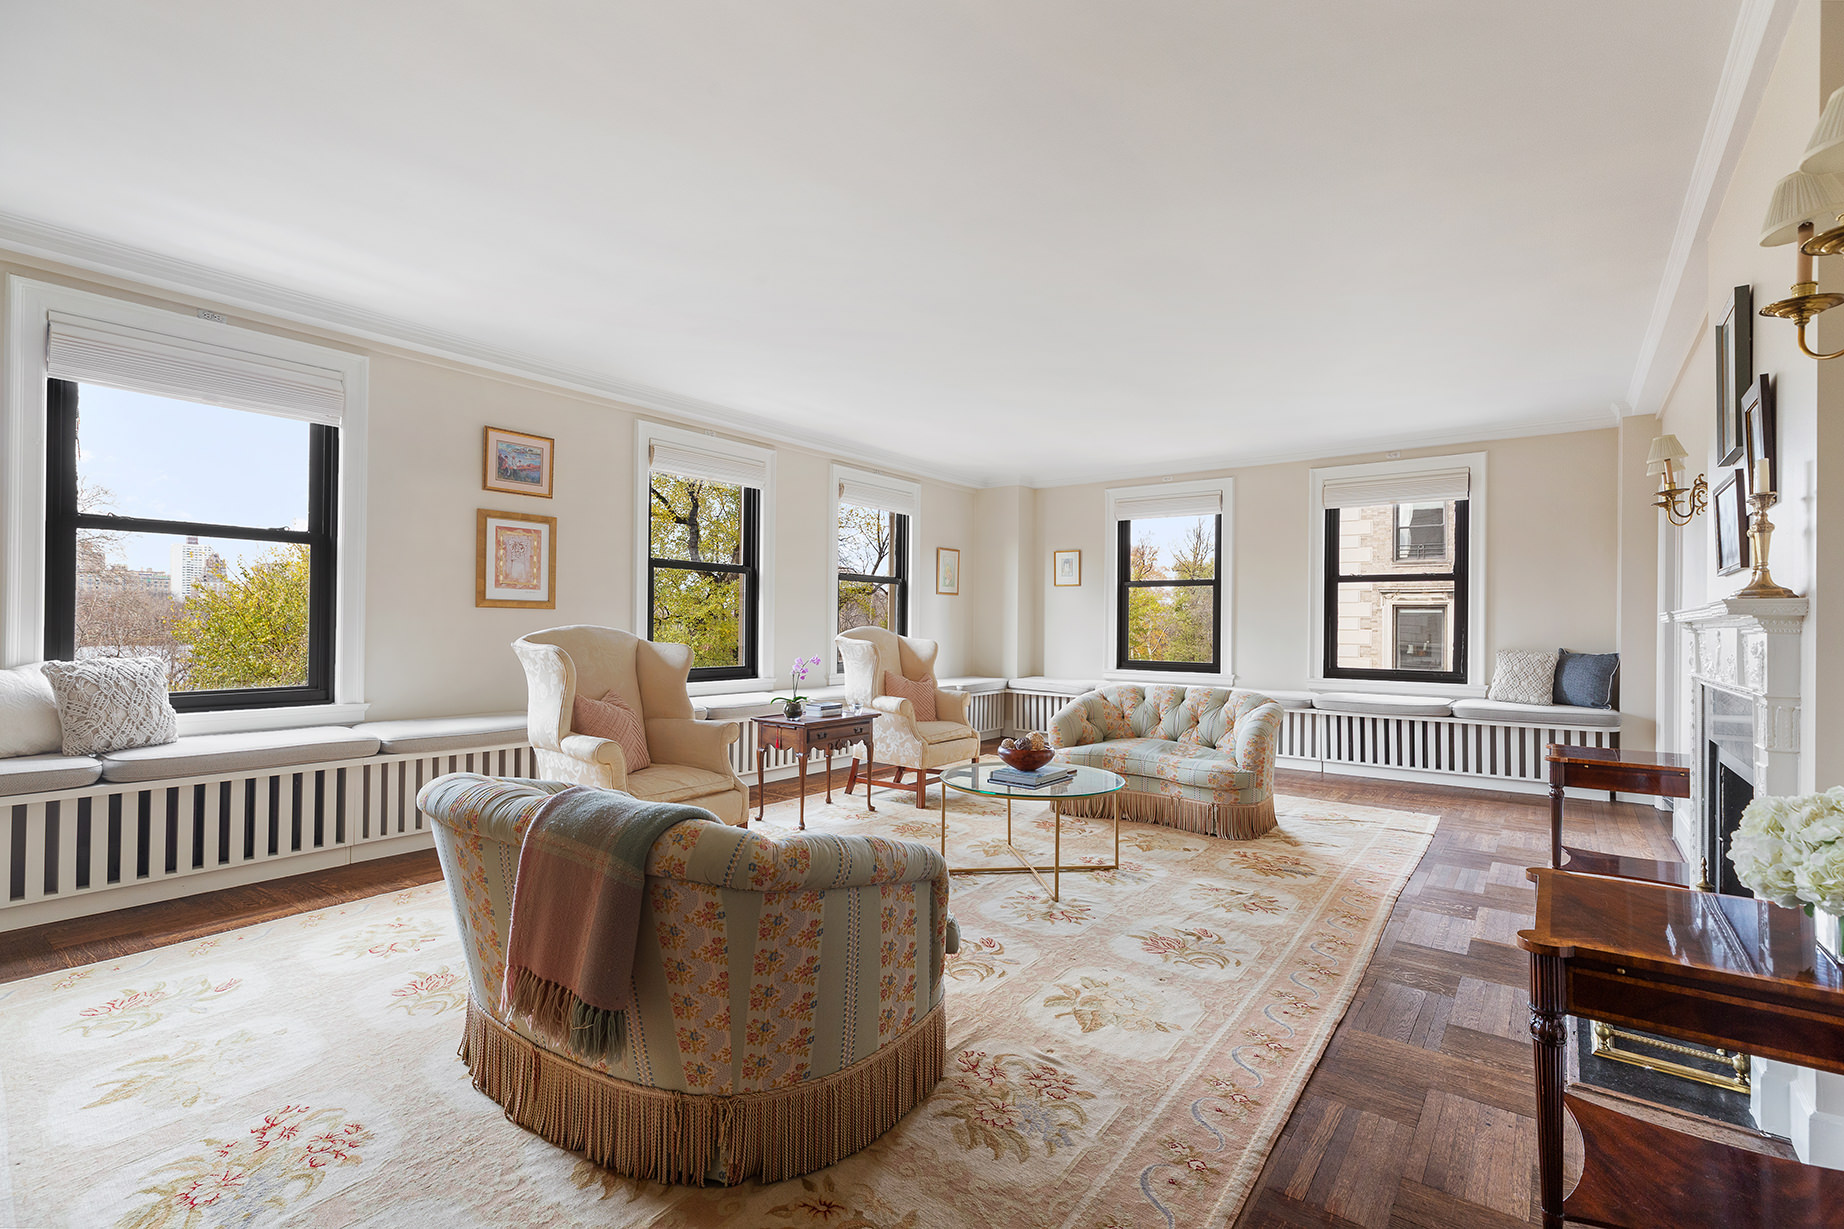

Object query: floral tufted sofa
[418,773,950,1185]
[1047,685,1283,839]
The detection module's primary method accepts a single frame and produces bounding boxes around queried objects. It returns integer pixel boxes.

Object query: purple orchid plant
[772,655,825,716]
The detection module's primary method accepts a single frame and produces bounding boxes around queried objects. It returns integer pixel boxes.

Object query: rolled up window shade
[649,440,770,489]
[45,311,346,426]
[1113,489,1222,521]
[838,476,919,517]
[1321,467,1470,509]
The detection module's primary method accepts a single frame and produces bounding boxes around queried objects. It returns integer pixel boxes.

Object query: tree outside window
[648,471,759,679]
[1117,513,1220,670]
[837,504,907,649]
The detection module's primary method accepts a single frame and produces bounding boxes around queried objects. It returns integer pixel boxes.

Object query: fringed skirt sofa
[1047,685,1283,839]
[419,773,950,1185]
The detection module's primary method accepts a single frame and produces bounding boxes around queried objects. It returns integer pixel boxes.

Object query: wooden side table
[755,712,875,829]
[1545,743,1690,869]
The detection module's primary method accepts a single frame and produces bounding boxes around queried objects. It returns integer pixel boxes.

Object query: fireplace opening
[1706,742,1755,897]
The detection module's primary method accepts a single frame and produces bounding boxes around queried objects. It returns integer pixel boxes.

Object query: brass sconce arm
[1760,282,1844,359]
[1655,475,1708,527]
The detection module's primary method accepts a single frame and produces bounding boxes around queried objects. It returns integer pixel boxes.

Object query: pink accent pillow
[883,671,938,722]
[571,689,651,772]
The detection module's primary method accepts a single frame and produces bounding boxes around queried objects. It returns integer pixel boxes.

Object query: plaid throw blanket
[501,785,711,1065]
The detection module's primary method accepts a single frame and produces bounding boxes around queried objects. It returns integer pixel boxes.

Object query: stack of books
[989,765,1074,789]
[806,700,844,719]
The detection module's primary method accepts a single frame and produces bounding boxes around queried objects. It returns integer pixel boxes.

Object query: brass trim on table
[1589,1020,1752,1094]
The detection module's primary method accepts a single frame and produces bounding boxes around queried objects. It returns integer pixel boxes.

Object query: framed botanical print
[1714,285,1751,466]
[477,509,556,607]
[483,426,555,498]
[1053,549,1082,586]
[1743,373,1776,497]
[1712,471,1748,577]
[936,547,960,595]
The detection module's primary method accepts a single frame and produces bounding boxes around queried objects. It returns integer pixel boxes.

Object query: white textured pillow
[0,664,63,757]
[40,657,178,757]
[1486,649,1560,706]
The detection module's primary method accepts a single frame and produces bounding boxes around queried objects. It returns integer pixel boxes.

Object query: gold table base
[938,769,1121,901]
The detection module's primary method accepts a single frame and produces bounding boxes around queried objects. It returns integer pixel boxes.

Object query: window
[43,380,338,710]
[1108,483,1227,673]
[1317,461,1474,684]
[648,472,760,682]
[837,503,908,639]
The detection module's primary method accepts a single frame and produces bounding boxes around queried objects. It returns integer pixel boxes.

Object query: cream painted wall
[0,252,979,721]
[1027,429,1622,692]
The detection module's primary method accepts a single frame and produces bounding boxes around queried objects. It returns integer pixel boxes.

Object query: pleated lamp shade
[1647,435,1690,468]
[1802,85,1844,174]
[1760,170,1844,246]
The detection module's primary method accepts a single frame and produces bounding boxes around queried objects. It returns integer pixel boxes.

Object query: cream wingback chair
[836,626,979,807]
[512,626,749,825]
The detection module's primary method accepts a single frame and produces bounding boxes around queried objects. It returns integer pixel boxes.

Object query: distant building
[77,568,171,596]
[170,537,227,602]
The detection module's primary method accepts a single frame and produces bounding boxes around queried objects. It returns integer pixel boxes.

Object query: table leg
[1549,770,1564,868]
[1113,789,1120,867]
[866,730,875,813]
[825,748,833,804]
[1053,796,1061,902]
[756,744,766,824]
[1530,950,1568,1229]
[798,749,808,831]
[939,772,948,859]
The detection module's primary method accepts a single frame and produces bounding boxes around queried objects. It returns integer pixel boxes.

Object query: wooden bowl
[997,744,1055,772]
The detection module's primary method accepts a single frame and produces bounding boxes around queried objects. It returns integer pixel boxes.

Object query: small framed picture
[1743,374,1776,497]
[1714,285,1751,466]
[1712,471,1748,577]
[477,509,556,607]
[1053,549,1082,587]
[936,547,960,595]
[483,426,555,498]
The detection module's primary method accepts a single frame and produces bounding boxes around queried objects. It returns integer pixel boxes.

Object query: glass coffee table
[937,760,1125,900]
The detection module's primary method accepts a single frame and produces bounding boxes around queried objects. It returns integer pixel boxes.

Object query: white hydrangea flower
[1730,789,1844,913]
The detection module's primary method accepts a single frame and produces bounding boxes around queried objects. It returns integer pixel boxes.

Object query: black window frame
[1322,500,1469,685]
[646,479,761,683]
[1392,604,1449,672]
[1393,501,1448,562]
[43,377,339,711]
[836,506,910,640]
[1115,512,1223,673]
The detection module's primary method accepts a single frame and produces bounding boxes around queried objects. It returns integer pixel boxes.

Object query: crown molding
[0,210,983,492]
[1625,0,1798,420]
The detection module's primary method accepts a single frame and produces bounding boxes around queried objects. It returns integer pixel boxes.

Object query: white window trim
[634,420,776,696]
[2,276,369,733]
[1307,451,1488,696]
[1102,476,1236,687]
[827,463,920,686]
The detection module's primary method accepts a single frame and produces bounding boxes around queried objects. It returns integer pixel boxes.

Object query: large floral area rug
[0,788,1436,1229]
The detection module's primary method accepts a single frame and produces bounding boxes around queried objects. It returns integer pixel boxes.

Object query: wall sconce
[1759,86,1844,357]
[1648,434,1706,526]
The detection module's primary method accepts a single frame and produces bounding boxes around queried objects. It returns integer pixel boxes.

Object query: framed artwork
[1714,285,1752,466]
[1712,471,1748,577]
[1743,373,1777,497]
[483,426,555,498]
[477,509,556,608]
[1053,549,1082,587]
[936,547,960,595]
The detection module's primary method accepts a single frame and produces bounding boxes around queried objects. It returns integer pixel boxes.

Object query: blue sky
[77,384,308,574]
[1129,514,1215,577]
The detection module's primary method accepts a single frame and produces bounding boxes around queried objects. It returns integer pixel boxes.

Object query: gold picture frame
[482,426,555,498]
[936,547,960,596]
[1053,549,1082,587]
[477,508,556,608]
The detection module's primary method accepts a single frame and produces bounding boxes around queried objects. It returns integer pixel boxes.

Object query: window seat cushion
[1311,693,1455,718]
[0,753,103,797]
[98,726,382,784]
[1252,689,1318,711]
[1448,699,1621,729]
[349,713,528,756]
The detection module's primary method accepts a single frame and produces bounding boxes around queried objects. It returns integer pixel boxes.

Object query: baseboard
[1274,757,1611,800]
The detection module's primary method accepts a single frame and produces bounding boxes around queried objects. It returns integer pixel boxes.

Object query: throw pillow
[0,663,63,757]
[1554,649,1620,709]
[40,657,178,757]
[572,689,650,772]
[883,671,938,722]
[1485,649,1559,706]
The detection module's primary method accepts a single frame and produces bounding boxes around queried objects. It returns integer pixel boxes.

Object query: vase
[1819,908,1844,964]
[783,700,803,719]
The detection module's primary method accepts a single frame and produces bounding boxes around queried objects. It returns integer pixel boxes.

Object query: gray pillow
[40,657,179,756]
[1553,650,1619,709]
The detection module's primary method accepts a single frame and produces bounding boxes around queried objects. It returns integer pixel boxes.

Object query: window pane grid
[1323,500,1468,683]
[646,471,759,680]
[1117,512,1221,670]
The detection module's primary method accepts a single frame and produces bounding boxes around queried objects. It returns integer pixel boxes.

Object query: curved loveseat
[418,773,949,1185]
[1046,685,1283,839]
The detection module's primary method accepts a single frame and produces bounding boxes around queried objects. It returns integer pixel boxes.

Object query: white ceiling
[0,2,1746,487]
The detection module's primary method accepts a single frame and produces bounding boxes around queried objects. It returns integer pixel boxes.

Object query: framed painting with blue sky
[482,425,554,498]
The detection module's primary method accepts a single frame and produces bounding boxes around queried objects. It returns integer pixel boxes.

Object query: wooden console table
[754,712,874,829]
[1519,869,1844,1228]
[1545,743,1690,869]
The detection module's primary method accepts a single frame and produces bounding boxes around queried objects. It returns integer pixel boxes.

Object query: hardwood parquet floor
[0,757,1725,1227]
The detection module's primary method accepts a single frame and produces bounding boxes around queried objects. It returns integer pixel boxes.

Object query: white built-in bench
[1,713,531,931]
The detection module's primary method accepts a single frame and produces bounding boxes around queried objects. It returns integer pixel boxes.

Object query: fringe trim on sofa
[460,997,946,1185]
[1061,790,1277,840]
